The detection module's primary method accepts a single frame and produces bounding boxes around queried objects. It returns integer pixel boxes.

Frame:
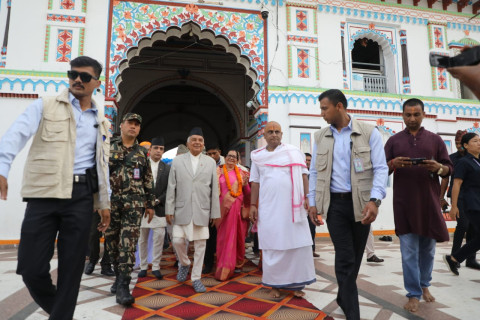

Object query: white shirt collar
[190,152,201,159]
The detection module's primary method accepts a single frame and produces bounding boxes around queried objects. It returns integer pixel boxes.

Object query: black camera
[429,46,480,68]
[410,158,426,165]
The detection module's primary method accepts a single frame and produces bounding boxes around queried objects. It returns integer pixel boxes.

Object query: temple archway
[113,24,258,154]
[105,2,268,158]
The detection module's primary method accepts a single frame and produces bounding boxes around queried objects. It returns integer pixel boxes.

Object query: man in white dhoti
[165,127,221,293]
[138,137,170,279]
[249,121,316,298]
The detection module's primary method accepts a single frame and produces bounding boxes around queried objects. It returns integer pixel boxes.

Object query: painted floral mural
[108,1,266,104]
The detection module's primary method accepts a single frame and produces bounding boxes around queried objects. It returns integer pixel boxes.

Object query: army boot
[116,275,135,306]
[110,267,119,294]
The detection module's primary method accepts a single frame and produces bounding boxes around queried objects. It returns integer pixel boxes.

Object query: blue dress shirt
[0,93,98,178]
[308,119,388,207]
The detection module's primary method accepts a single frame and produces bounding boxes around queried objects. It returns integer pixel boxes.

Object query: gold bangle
[250,204,258,208]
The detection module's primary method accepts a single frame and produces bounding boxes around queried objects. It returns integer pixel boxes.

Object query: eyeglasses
[226,155,237,159]
[67,70,99,83]
[266,130,281,135]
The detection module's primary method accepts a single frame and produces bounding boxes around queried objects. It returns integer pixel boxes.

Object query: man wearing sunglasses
[0,56,111,319]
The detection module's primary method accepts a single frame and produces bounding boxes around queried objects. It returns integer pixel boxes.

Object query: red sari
[215,166,251,281]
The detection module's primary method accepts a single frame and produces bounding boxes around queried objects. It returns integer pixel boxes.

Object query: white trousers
[172,237,206,281]
[138,227,165,271]
[365,229,375,259]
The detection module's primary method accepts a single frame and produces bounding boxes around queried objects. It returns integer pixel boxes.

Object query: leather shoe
[138,270,147,278]
[466,260,480,270]
[84,262,95,275]
[444,255,459,275]
[101,265,115,276]
[116,276,135,306]
[152,270,163,280]
[313,252,320,258]
[366,255,384,263]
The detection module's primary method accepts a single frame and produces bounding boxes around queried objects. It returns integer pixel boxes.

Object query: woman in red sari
[215,150,251,281]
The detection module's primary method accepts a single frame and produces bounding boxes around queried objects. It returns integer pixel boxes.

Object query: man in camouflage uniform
[106,113,155,306]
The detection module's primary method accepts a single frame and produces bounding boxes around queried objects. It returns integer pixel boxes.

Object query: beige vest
[21,89,111,210]
[313,118,375,222]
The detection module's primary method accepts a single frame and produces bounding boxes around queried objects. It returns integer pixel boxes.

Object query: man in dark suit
[138,136,170,279]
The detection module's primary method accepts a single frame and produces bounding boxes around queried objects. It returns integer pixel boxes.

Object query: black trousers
[453,210,480,263]
[326,196,370,320]
[253,232,259,254]
[17,183,93,320]
[203,224,217,269]
[87,211,111,267]
[308,216,317,251]
[451,200,476,262]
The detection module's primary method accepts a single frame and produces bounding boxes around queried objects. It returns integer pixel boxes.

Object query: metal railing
[363,75,387,93]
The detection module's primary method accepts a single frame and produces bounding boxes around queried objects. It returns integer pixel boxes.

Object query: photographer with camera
[431,45,480,100]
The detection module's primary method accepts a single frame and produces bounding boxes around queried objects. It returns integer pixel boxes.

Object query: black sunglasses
[67,70,99,83]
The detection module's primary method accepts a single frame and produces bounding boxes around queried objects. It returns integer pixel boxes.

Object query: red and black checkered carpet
[122,249,332,319]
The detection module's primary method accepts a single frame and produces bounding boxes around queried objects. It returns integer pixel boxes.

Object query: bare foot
[293,290,305,298]
[404,297,420,312]
[422,287,435,302]
[271,288,281,298]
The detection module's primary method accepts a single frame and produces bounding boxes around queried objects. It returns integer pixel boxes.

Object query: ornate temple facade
[1,0,480,240]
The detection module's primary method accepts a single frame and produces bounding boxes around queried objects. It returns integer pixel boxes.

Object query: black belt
[73,174,87,184]
[331,192,352,200]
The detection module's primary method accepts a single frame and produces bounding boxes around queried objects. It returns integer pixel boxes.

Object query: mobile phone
[410,157,426,165]
[429,46,480,68]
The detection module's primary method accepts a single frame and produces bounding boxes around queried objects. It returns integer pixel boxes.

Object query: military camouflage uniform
[105,137,155,277]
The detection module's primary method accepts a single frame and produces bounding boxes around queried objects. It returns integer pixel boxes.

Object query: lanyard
[472,157,480,169]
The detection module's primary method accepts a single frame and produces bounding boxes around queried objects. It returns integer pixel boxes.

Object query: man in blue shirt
[308,89,388,320]
[0,56,110,320]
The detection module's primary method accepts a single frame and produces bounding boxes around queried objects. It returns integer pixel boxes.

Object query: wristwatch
[437,166,444,176]
[369,198,382,207]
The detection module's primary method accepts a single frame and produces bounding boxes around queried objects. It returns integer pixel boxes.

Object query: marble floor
[0,237,479,320]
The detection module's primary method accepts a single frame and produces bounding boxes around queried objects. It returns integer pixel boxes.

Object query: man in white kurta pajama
[249,121,316,297]
[138,136,170,279]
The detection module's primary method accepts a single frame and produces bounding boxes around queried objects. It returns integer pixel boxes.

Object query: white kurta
[250,144,315,288]
[140,159,166,228]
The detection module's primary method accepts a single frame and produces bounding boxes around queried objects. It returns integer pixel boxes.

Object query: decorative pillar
[255,112,268,138]
[427,22,451,92]
[341,22,348,89]
[399,30,411,94]
[104,99,118,134]
[1,0,12,68]
[255,112,268,148]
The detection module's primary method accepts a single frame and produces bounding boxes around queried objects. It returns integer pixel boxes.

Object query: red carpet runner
[123,250,332,320]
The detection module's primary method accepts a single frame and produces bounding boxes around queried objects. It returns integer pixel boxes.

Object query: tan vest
[21,89,111,209]
[313,118,375,222]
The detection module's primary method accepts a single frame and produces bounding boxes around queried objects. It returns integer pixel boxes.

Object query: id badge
[353,158,365,173]
[133,168,141,180]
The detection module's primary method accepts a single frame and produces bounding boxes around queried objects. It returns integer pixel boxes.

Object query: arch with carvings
[106,1,267,105]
